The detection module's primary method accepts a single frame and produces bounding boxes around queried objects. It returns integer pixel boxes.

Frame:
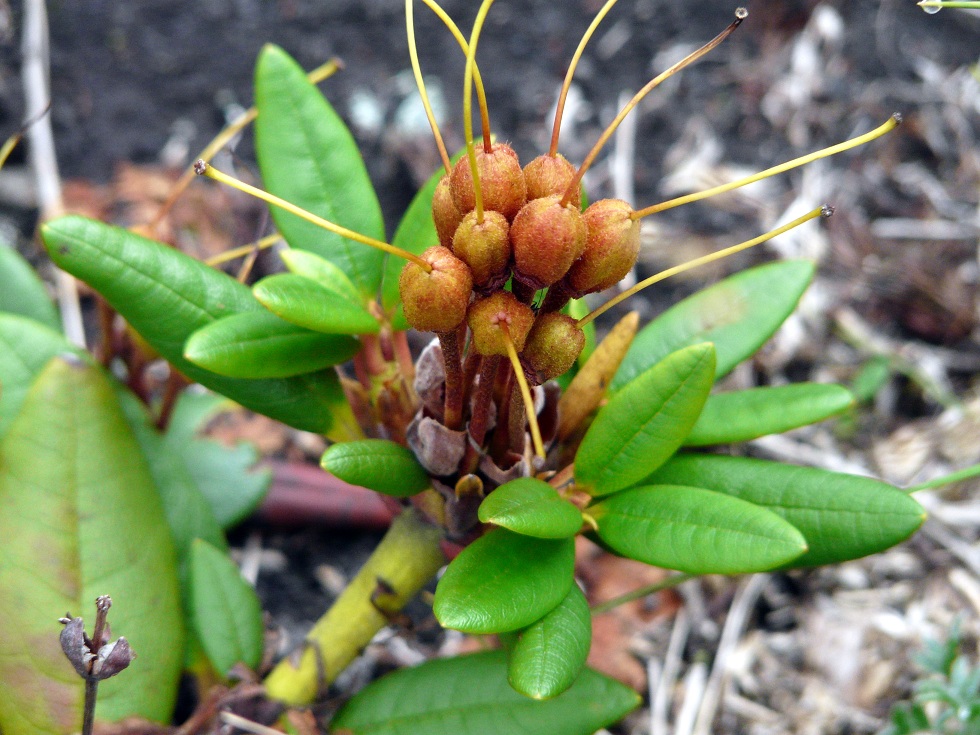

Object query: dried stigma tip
[891,112,903,125]
[821,205,835,218]
[96,595,112,613]
[193,159,208,175]
[735,7,748,20]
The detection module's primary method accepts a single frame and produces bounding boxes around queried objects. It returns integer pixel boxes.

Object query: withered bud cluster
[399,142,640,384]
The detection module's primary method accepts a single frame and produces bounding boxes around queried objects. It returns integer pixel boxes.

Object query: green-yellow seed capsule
[452,209,511,287]
[450,142,527,221]
[521,312,585,384]
[566,198,640,296]
[467,291,535,356]
[399,246,473,333]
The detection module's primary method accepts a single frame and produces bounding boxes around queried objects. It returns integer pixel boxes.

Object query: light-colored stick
[22,0,85,347]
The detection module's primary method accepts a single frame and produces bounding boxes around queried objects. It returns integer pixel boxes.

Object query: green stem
[590,573,694,615]
[263,508,445,705]
[907,462,980,493]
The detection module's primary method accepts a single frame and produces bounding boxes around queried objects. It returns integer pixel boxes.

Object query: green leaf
[590,484,807,574]
[321,439,430,497]
[576,343,716,497]
[185,310,360,378]
[478,478,583,539]
[254,44,385,300]
[163,393,272,529]
[612,260,815,390]
[253,273,380,335]
[508,584,591,700]
[434,530,575,634]
[645,454,926,567]
[0,357,184,732]
[331,650,639,735]
[0,313,89,437]
[188,539,264,677]
[41,215,350,434]
[280,248,362,302]
[684,383,854,446]
[113,389,226,560]
[0,244,60,330]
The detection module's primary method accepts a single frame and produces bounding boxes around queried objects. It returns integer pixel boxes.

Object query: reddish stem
[439,331,464,431]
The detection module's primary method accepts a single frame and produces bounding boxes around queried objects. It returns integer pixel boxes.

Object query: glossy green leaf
[331,650,639,735]
[280,248,362,302]
[41,215,349,434]
[590,484,807,574]
[684,383,854,446]
[188,539,264,677]
[645,454,926,567]
[114,389,226,559]
[0,313,88,437]
[0,357,184,732]
[612,260,815,390]
[321,439,430,497]
[576,343,716,497]
[434,530,575,634]
[478,478,583,539]
[0,244,60,330]
[508,584,591,700]
[254,44,385,299]
[253,273,380,335]
[164,392,271,529]
[185,309,360,378]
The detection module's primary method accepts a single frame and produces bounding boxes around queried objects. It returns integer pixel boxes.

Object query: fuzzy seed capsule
[450,143,527,221]
[566,198,641,296]
[510,195,587,289]
[467,291,535,356]
[523,153,580,208]
[521,312,585,384]
[432,176,462,248]
[451,209,511,287]
[399,246,473,333]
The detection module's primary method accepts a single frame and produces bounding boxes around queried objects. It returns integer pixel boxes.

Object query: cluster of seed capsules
[399,143,639,386]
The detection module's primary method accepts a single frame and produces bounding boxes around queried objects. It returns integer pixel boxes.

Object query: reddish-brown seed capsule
[450,142,527,221]
[452,209,511,287]
[467,291,535,356]
[521,312,585,384]
[399,246,473,333]
[432,175,462,249]
[523,153,580,208]
[566,198,641,296]
[510,195,587,289]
